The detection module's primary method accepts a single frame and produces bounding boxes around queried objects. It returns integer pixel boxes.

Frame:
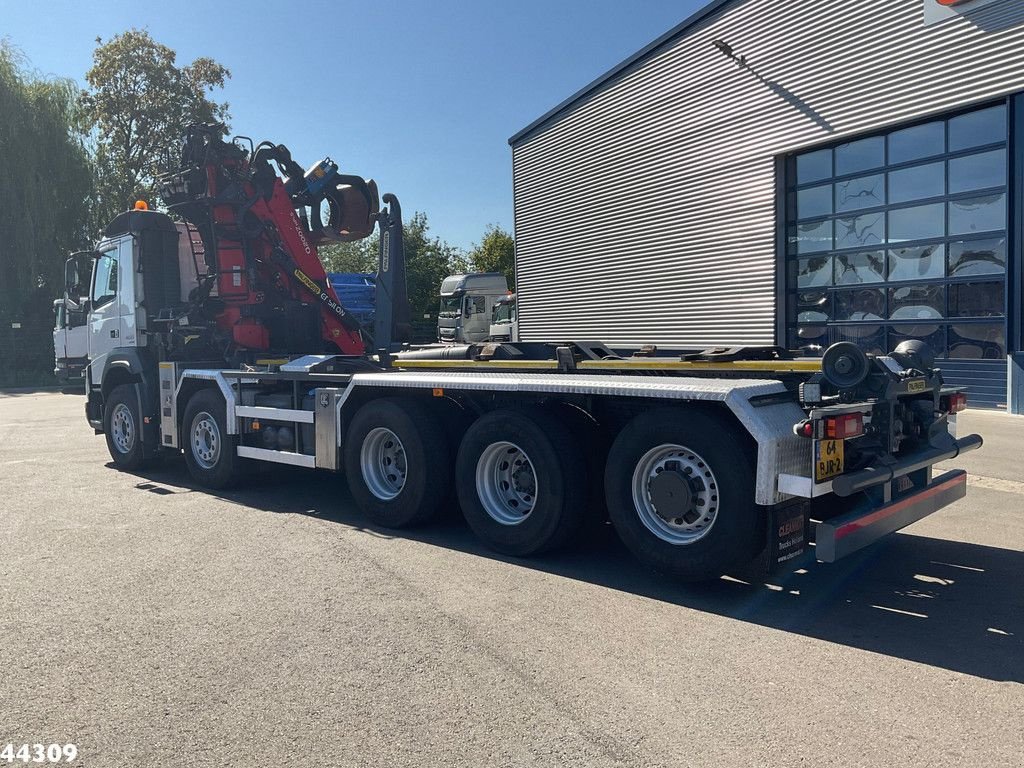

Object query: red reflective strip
[833,473,967,541]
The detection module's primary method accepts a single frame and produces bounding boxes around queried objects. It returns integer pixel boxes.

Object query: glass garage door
[785,102,1009,407]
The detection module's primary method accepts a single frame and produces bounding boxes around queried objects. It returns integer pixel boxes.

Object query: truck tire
[344,398,451,528]
[182,388,243,489]
[604,408,760,582]
[456,408,587,556]
[103,383,148,471]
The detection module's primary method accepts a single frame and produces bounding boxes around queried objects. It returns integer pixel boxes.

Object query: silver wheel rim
[631,443,719,545]
[360,427,407,500]
[191,411,222,470]
[110,403,135,455]
[476,441,537,526]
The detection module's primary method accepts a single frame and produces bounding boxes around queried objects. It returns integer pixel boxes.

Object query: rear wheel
[456,409,588,556]
[344,398,451,528]
[103,384,148,470]
[182,389,244,489]
[605,408,760,581]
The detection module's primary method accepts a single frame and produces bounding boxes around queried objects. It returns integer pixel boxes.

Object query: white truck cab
[437,273,509,344]
[52,297,89,387]
[488,293,517,342]
[87,234,141,387]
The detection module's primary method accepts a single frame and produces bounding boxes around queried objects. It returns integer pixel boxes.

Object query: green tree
[468,224,515,289]
[0,43,93,385]
[318,238,377,274]
[79,29,230,226]
[319,212,467,325]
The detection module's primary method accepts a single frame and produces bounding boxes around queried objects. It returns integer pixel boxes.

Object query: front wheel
[103,383,149,471]
[605,408,760,581]
[182,389,244,489]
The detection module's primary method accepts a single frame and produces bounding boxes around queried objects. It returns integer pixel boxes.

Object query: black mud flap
[815,470,967,562]
[739,500,809,578]
[770,499,809,569]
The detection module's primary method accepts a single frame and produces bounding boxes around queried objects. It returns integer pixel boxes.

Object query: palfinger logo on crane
[293,268,348,318]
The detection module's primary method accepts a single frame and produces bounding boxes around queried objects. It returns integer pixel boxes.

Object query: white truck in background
[52,297,90,388]
[488,292,517,343]
[437,272,509,343]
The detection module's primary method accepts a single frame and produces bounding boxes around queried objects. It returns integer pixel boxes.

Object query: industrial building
[509,0,1024,410]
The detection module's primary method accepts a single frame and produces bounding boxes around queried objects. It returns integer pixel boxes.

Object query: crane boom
[159,124,379,357]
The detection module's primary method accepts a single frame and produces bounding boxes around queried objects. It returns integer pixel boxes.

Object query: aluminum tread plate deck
[350,370,785,400]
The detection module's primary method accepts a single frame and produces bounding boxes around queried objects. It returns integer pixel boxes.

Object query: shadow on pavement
[124,458,1024,684]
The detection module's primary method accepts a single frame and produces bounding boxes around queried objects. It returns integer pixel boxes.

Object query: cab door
[88,243,123,386]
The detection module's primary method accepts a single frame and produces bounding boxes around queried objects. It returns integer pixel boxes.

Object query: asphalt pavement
[1,393,1021,767]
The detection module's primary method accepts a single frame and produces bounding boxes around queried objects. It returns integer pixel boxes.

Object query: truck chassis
[82,346,983,582]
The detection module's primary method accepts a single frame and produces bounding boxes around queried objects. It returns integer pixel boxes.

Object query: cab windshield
[439,297,462,318]
[492,302,514,324]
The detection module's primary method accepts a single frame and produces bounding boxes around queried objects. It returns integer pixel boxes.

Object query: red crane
[160,125,380,357]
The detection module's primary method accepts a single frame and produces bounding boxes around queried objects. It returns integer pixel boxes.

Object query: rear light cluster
[795,412,866,439]
[826,412,864,439]
[942,392,968,414]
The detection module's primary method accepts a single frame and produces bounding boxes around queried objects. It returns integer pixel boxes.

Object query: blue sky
[2,0,704,249]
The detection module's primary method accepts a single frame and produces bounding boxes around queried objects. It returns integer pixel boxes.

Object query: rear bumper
[815,469,967,563]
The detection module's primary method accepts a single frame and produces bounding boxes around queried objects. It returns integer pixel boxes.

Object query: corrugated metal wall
[511,0,1024,346]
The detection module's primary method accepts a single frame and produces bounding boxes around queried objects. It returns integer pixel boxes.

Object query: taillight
[825,412,864,439]
[942,392,968,414]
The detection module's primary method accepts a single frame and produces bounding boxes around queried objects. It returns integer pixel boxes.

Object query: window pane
[948,323,1005,359]
[889,325,945,359]
[948,238,1006,277]
[834,250,885,284]
[889,162,944,204]
[836,213,885,250]
[948,105,1006,152]
[890,284,945,320]
[948,281,1004,318]
[832,324,886,355]
[793,256,832,288]
[792,220,833,254]
[836,136,885,176]
[835,174,884,212]
[888,203,944,242]
[797,183,833,219]
[91,253,117,305]
[888,244,945,282]
[790,325,829,350]
[795,291,831,323]
[797,149,832,184]
[888,121,945,165]
[835,288,885,321]
[949,149,1006,193]
[949,193,1005,235]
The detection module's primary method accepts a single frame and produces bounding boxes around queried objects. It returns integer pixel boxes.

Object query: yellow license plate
[815,439,845,482]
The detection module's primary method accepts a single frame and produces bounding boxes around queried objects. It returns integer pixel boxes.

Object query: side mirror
[64,258,79,297]
[65,251,96,298]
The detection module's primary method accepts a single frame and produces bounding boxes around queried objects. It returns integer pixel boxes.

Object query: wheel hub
[476,441,537,526]
[110,403,135,455]
[191,413,221,470]
[360,427,408,501]
[648,465,700,524]
[631,444,720,545]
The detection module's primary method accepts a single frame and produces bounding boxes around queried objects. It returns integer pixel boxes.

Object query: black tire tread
[604,407,760,582]
[456,407,588,557]
[344,397,451,528]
